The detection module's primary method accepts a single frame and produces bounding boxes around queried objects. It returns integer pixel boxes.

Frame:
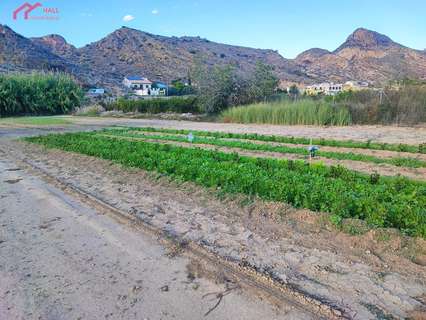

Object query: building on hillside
[86,88,105,96]
[343,81,369,91]
[123,76,153,96]
[151,81,168,96]
[305,80,369,96]
[305,82,343,96]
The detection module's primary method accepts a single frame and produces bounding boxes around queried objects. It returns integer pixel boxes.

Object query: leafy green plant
[369,172,381,184]
[125,127,425,154]
[103,129,426,168]
[25,132,426,238]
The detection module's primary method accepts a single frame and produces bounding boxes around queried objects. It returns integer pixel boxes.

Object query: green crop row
[25,132,426,237]
[123,127,426,154]
[102,129,426,169]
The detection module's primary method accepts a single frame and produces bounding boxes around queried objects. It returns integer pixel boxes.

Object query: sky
[2,0,426,58]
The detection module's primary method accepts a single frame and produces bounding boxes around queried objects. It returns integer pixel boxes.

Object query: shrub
[105,96,199,114]
[74,105,105,116]
[0,72,83,117]
[329,85,426,125]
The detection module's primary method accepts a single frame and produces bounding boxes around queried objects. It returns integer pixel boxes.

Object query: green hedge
[0,73,83,117]
[106,96,199,114]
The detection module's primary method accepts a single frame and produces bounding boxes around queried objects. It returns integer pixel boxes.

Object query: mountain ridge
[1,25,425,88]
[294,28,426,83]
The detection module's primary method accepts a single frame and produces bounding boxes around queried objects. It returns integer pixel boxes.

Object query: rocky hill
[31,34,78,58]
[295,28,426,84]
[0,25,72,73]
[1,25,425,88]
[26,27,309,87]
[68,27,308,87]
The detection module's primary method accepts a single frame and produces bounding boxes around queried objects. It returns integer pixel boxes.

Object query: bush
[328,85,426,125]
[74,105,105,116]
[105,96,199,114]
[221,99,351,126]
[0,72,83,117]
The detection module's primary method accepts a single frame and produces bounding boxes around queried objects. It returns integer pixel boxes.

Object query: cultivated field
[1,118,426,319]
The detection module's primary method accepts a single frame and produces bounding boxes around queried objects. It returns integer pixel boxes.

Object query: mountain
[295,28,426,84]
[334,28,398,51]
[0,25,93,85]
[31,34,77,58]
[68,26,307,87]
[0,25,425,88]
[294,48,330,65]
[0,25,71,73]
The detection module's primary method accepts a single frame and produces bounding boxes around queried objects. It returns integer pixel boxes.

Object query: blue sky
[2,0,426,58]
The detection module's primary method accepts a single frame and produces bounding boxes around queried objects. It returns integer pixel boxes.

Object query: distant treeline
[325,84,426,125]
[0,73,83,117]
[105,96,199,114]
[222,83,426,126]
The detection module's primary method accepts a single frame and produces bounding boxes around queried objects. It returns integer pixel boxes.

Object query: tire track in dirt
[3,139,426,319]
[0,145,346,320]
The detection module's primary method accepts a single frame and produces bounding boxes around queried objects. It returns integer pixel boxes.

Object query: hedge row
[105,96,199,114]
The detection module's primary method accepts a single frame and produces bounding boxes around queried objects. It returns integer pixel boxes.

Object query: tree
[190,57,279,113]
[247,62,278,102]
[288,84,299,99]
[171,79,185,91]
[191,58,236,113]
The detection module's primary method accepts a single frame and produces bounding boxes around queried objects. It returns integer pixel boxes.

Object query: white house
[306,82,343,96]
[123,76,153,96]
[343,81,369,91]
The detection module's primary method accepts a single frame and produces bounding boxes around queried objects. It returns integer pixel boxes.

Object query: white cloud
[122,14,135,22]
[80,12,93,17]
[151,9,159,15]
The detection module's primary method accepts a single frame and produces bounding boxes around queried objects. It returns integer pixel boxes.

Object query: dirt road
[0,155,314,319]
